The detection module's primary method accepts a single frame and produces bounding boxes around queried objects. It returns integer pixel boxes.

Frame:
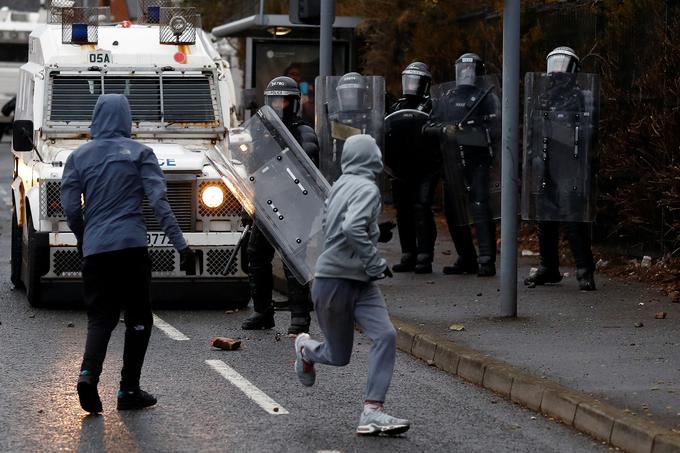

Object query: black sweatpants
[80,247,153,391]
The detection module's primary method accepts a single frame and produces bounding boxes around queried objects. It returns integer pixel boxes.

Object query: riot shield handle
[457,84,495,129]
[222,224,251,276]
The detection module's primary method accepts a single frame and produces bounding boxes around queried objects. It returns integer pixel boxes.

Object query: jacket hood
[90,94,132,139]
[340,134,383,178]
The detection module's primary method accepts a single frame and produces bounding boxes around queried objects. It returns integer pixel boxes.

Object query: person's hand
[370,265,393,281]
[241,214,253,228]
[378,221,396,243]
[179,247,197,276]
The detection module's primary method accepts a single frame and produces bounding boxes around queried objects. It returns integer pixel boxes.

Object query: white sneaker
[356,408,410,436]
[294,333,315,387]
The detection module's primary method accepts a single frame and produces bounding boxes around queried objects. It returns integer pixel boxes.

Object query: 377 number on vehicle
[147,233,170,247]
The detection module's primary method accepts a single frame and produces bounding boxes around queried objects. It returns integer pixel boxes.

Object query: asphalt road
[0,143,605,452]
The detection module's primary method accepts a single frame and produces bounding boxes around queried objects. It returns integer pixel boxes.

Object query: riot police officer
[426,53,499,276]
[241,76,320,334]
[523,47,596,290]
[386,62,440,274]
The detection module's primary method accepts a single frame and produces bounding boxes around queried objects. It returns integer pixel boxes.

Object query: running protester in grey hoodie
[293,134,410,436]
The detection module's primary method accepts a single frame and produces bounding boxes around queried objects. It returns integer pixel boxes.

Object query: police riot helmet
[264,76,301,121]
[455,53,485,86]
[546,46,580,74]
[336,72,369,112]
[401,61,431,98]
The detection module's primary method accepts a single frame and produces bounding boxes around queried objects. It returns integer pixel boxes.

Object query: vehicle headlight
[200,185,225,208]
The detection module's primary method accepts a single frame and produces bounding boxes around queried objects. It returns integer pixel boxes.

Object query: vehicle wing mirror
[12,120,34,152]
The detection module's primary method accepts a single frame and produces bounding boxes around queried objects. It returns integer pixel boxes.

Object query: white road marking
[317,451,342,453]
[205,359,289,415]
[152,314,190,341]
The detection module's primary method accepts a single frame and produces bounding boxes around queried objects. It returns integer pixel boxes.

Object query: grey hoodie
[314,134,387,281]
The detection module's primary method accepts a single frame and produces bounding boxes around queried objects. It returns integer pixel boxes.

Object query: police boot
[77,370,102,414]
[443,256,479,275]
[242,308,275,330]
[477,256,496,277]
[576,268,596,291]
[414,253,433,274]
[288,314,311,335]
[392,253,416,272]
[523,265,563,286]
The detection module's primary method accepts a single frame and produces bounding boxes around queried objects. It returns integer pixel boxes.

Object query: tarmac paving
[377,211,680,434]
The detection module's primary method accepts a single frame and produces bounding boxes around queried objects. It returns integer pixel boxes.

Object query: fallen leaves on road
[634,322,644,328]
[655,311,668,319]
[449,324,465,331]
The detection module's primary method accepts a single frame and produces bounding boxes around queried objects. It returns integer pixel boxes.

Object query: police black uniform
[524,47,596,290]
[387,62,440,274]
[242,76,320,334]
[425,54,498,276]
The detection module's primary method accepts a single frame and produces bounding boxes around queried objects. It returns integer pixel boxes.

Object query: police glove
[179,247,197,276]
[378,221,396,243]
[241,214,253,228]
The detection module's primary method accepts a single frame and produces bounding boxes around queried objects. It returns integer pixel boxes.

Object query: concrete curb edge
[391,316,680,453]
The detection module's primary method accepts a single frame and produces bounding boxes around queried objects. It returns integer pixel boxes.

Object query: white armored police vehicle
[10,1,249,307]
[0,1,42,138]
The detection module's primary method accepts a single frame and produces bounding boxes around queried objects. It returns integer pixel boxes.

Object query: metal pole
[500,0,520,317]
[319,0,335,77]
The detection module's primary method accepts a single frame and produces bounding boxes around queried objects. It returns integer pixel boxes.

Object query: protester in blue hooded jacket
[61,94,194,414]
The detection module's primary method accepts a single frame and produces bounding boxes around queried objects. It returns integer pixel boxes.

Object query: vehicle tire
[10,207,24,289]
[24,213,45,307]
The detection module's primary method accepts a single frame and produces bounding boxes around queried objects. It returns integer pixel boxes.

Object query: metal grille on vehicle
[142,180,194,232]
[41,180,66,219]
[198,181,241,218]
[52,249,83,277]
[206,248,238,276]
[149,249,175,273]
[48,73,216,123]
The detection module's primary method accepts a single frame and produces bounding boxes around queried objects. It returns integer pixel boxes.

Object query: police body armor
[315,74,385,184]
[428,75,502,225]
[521,72,599,222]
[206,106,330,284]
[384,97,440,180]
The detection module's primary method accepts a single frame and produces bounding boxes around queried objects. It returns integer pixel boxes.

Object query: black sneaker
[524,266,563,286]
[117,388,157,410]
[77,370,102,414]
[443,257,479,275]
[287,316,310,335]
[241,310,275,330]
[576,268,596,291]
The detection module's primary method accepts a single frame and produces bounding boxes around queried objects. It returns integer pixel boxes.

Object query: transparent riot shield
[429,75,502,226]
[315,75,385,184]
[384,109,439,180]
[206,106,330,284]
[521,72,599,222]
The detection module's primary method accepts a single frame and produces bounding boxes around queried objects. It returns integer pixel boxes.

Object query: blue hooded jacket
[60,94,187,257]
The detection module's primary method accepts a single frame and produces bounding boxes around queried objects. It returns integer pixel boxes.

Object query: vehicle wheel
[24,214,44,307]
[10,207,24,288]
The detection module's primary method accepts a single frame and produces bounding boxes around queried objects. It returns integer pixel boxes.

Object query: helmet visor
[402,74,427,97]
[455,62,477,86]
[265,95,299,120]
[547,54,577,73]
[337,84,368,112]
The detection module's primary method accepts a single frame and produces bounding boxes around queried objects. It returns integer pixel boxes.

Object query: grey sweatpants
[303,277,397,402]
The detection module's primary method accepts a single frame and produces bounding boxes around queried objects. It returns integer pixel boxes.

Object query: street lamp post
[500,0,520,318]
[319,0,335,77]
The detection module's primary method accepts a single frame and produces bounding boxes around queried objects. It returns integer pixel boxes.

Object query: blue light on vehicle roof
[72,23,89,44]
[148,6,160,23]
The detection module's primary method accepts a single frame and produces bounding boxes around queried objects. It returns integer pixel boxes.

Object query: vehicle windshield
[0,43,28,63]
